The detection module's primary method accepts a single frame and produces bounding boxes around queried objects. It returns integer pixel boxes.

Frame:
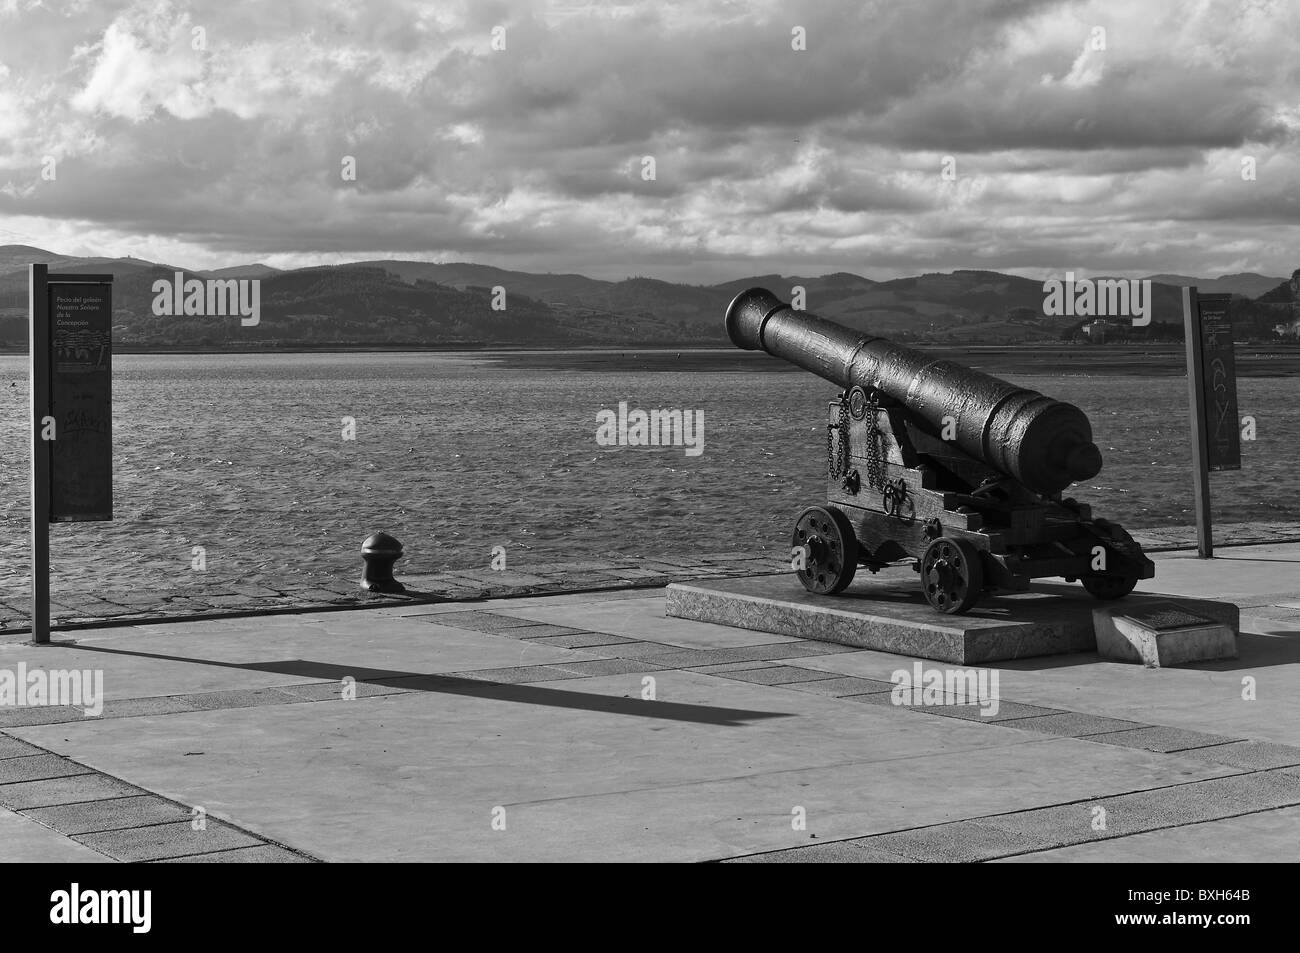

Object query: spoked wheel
[920,536,984,614]
[1081,574,1138,600]
[791,506,859,595]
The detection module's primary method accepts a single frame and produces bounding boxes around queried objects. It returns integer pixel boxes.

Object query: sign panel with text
[1195,294,1241,472]
[48,281,113,521]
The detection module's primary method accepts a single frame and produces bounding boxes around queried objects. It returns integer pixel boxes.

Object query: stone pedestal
[665,574,1238,665]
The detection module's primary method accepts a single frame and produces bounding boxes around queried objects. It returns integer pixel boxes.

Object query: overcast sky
[0,0,1296,283]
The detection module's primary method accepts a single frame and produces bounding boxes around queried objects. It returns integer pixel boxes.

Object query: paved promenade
[3,521,1298,635]
[0,539,1297,862]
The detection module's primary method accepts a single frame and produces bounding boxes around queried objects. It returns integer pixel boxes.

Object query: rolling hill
[0,246,1293,348]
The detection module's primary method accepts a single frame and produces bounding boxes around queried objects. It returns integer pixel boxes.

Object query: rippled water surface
[0,352,1295,593]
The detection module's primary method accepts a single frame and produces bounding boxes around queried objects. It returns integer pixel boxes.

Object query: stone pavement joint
[1,732,320,863]
[728,768,1300,863]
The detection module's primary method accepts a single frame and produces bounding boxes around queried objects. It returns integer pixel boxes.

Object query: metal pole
[29,264,51,642]
[1182,286,1213,558]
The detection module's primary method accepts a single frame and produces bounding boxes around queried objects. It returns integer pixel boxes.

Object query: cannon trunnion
[725,288,1155,615]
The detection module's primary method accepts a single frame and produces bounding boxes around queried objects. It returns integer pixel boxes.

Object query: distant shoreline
[0,342,1297,376]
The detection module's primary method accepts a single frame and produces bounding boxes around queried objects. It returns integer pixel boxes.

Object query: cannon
[726,288,1154,614]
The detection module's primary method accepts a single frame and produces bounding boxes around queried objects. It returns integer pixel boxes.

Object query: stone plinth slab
[1093,602,1238,667]
[664,575,1239,665]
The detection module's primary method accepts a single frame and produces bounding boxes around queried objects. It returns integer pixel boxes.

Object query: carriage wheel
[791,506,859,595]
[920,536,983,614]
[1081,574,1138,600]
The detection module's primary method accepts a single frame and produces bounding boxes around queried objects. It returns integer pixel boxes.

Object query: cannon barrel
[725,287,1102,495]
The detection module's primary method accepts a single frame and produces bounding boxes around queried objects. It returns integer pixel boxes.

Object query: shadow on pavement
[52,643,794,727]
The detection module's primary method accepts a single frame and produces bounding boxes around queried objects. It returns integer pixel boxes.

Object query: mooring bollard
[360,532,406,593]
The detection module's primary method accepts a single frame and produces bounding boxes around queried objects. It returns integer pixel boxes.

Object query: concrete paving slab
[155,844,314,863]
[779,675,898,697]
[969,643,1300,747]
[100,696,207,719]
[994,805,1300,862]
[453,665,577,684]
[1137,545,1300,605]
[12,671,1239,862]
[547,658,671,677]
[623,647,733,668]
[690,661,781,674]
[1089,726,1242,753]
[978,771,1300,850]
[0,754,93,784]
[183,687,307,711]
[73,819,267,862]
[499,624,588,639]
[0,735,47,759]
[839,690,909,708]
[0,706,89,728]
[24,794,192,835]
[561,640,678,658]
[490,599,802,649]
[0,806,114,862]
[865,821,1042,862]
[996,712,1146,737]
[0,773,146,810]
[1171,740,1300,770]
[914,700,1063,722]
[278,681,410,702]
[425,611,544,632]
[724,841,915,863]
[712,665,840,685]
[524,633,640,649]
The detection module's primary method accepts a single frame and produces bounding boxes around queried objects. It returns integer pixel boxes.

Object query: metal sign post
[1182,287,1239,559]
[28,265,114,644]
[29,264,50,644]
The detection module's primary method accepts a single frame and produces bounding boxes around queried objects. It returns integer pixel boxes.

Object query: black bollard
[360,532,406,593]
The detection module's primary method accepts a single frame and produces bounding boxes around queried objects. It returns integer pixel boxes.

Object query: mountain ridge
[0,245,1293,348]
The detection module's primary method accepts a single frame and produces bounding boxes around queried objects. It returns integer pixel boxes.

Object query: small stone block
[451,665,574,684]
[74,820,265,862]
[155,845,314,863]
[1090,726,1242,753]
[783,675,899,696]
[0,735,47,760]
[715,666,841,685]
[0,773,145,810]
[724,842,915,863]
[0,754,92,784]
[1093,602,1237,667]
[25,794,191,836]
[866,821,1040,862]
[1175,741,1300,770]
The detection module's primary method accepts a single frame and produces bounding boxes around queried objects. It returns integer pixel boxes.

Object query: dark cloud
[0,0,1296,281]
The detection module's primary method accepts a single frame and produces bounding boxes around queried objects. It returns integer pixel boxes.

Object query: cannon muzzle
[725,287,1102,495]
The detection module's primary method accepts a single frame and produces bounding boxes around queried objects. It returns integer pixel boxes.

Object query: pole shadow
[53,643,793,727]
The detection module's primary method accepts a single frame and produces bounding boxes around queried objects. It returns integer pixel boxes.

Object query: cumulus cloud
[0,0,1296,282]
